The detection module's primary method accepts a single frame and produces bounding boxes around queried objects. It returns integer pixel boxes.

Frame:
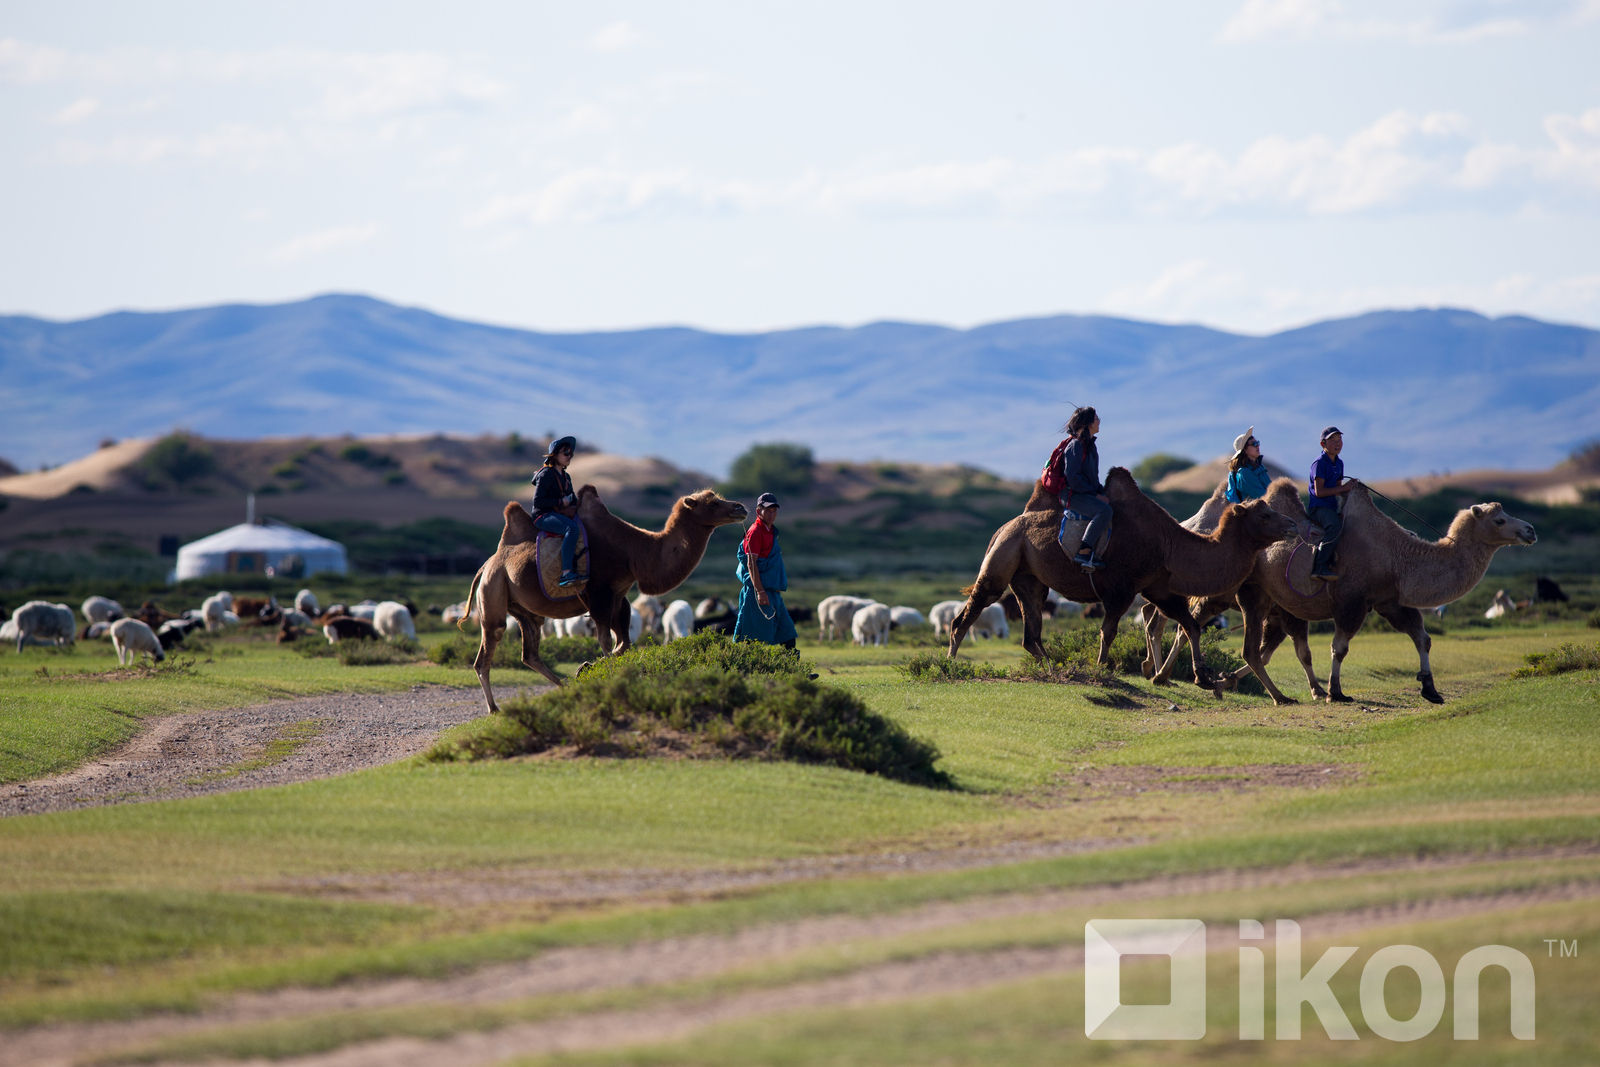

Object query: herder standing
[732,492,797,648]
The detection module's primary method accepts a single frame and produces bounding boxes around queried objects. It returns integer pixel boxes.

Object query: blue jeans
[1309,506,1342,574]
[1065,494,1113,556]
[534,513,581,574]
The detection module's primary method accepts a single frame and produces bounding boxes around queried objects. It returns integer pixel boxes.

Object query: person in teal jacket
[1225,426,1273,503]
[732,492,797,648]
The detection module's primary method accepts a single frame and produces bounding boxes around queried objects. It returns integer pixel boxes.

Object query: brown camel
[949,467,1298,690]
[1234,478,1537,706]
[463,486,748,713]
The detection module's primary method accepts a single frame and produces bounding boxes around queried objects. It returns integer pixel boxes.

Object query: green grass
[0,620,1594,1040]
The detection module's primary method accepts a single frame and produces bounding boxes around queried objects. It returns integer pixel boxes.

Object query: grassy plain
[0,596,1595,1060]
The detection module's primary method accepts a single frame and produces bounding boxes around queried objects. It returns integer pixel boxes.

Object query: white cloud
[267,223,381,263]
[1103,260,1251,320]
[590,21,644,52]
[55,123,293,167]
[1218,0,1589,43]
[51,97,99,123]
[466,106,1599,228]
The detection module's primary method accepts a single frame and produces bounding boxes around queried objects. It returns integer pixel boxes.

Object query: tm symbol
[1545,939,1578,958]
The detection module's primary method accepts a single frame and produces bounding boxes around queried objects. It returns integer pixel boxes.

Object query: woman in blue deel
[732,491,797,648]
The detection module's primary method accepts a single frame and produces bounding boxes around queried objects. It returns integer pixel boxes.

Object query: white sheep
[817,595,874,641]
[851,602,892,647]
[974,602,1009,640]
[559,614,597,638]
[889,606,925,629]
[1485,589,1517,619]
[110,618,165,666]
[295,588,320,616]
[441,600,470,625]
[632,593,664,633]
[11,601,77,652]
[85,621,113,639]
[928,600,964,636]
[279,608,313,629]
[372,601,417,641]
[628,606,644,644]
[201,594,233,633]
[663,599,694,643]
[349,600,380,621]
[81,596,125,624]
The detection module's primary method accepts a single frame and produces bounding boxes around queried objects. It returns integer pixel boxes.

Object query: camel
[462,486,748,713]
[949,467,1298,690]
[1233,478,1537,706]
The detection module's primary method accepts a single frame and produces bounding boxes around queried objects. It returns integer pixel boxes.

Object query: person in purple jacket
[1308,426,1359,580]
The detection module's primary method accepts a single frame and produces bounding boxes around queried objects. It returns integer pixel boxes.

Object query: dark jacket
[1062,436,1104,497]
[530,465,575,515]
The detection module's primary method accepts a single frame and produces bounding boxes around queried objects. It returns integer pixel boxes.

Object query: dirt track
[0,684,528,817]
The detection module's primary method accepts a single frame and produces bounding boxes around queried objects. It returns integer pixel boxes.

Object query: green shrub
[292,634,339,658]
[430,633,948,787]
[541,635,602,662]
[338,444,398,470]
[1514,642,1600,678]
[1040,624,1150,674]
[723,443,815,497]
[139,433,216,488]
[1131,453,1196,486]
[900,652,1008,682]
[1588,609,1600,630]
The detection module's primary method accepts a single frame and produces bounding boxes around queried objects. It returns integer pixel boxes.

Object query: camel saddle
[535,522,590,601]
[1057,509,1110,563]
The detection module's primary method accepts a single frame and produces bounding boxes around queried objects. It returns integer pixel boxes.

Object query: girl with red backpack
[1045,406,1111,570]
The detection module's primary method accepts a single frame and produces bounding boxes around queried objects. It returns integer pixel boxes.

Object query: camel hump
[500,501,539,548]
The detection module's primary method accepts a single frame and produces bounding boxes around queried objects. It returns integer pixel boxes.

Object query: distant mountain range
[3,294,1597,482]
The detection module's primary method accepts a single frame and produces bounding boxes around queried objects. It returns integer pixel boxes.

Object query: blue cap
[755,492,780,508]
[1320,426,1342,444]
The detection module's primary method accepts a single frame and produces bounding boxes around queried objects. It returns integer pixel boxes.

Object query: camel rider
[1059,406,1110,570]
[1308,425,1358,581]
[530,435,584,586]
[732,492,798,649]
[1225,426,1272,502]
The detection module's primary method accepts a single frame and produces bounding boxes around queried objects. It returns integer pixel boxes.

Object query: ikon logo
[1084,919,1536,1041]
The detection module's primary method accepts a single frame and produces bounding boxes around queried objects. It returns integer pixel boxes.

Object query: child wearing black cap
[530,435,584,586]
[1308,426,1357,580]
[733,491,797,647]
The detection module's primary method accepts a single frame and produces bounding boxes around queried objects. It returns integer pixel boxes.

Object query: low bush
[335,638,422,666]
[1514,642,1600,678]
[430,633,949,787]
[429,630,600,668]
[1589,609,1600,630]
[900,652,1008,682]
[1040,624,1150,674]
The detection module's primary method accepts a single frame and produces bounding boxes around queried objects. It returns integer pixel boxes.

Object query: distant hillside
[2,295,1596,483]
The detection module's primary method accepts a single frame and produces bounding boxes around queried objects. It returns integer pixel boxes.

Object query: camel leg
[507,608,565,689]
[1139,603,1165,680]
[1093,591,1137,670]
[1278,614,1327,699]
[1009,574,1050,660]
[1237,584,1295,706]
[1326,600,1369,704]
[948,558,1017,659]
[1147,592,1214,691]
[1375,601,1443,704]
[604,593,634,657]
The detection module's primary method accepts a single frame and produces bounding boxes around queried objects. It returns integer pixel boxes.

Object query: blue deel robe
[732,534,796,644]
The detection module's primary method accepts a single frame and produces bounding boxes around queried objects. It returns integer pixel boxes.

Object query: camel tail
[459,566,485,633]
[960,582,978,597]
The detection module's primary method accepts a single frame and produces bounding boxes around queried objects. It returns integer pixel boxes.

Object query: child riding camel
[1308,425,1358,581]
[1059,406,1110,570]
[530,435,584,586]
[1225,426,1272,503]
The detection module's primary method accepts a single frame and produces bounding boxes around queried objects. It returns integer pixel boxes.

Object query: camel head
[1024,480,1061,512]
[674,488,748,529]
[1222,498,1299,547]
[1455,502,1537,548]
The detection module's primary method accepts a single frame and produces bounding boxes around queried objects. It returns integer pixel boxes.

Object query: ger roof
[178,522,344,554]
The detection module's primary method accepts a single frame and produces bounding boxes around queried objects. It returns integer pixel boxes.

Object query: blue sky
[3,0,1598,334]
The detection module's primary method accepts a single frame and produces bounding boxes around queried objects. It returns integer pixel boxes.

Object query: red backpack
[1039,438,1070,495]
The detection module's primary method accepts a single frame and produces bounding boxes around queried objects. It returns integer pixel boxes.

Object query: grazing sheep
[559,614,597,638]
[349,600,380,621]
[232,596,275,621]
[632,593,664,633]
[201,593,233,633]
[1535,576,1569,603]
[629,607,644,645]
[81,596,125,624]
[663,599,695,643]
[12,601,76,652]
[851,602,892,647]
[372,601,417,641]
[158,617,202,650]
[1485,588,1516,619]
[694,596,729,620]
[134,600,180,629]
[82,621,113,640]
[928,600,964,636]
[541,617,559,637]
[277,619,304,644]
[323,617,380,643]
[973,602,1009,640]
[110,618,165,666]
[441,600,469,625]
[889,606,925,629]
[295,588,320,616]
[817,595,874,641]
[277,608,312,628]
